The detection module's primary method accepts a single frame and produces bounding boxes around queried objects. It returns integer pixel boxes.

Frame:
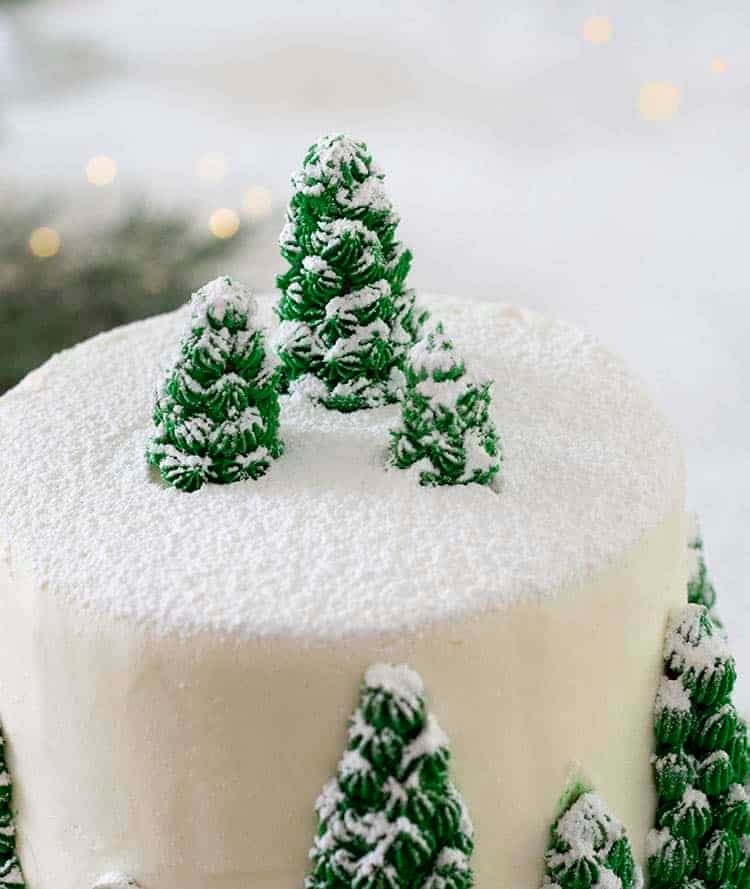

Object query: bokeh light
[198,153,228,183]
[243,186,273,221]
[209,208,240,239]
[29,227,61,259]
[711,58,728,75]
[86,155,118,187]
[583,16,613,46]
[639,82,680,121]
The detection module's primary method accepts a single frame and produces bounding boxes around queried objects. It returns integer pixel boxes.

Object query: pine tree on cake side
[0,723,25,889]
[541,788,643,889]
[146,276,283,492]
[648,604,750,889]
[304,663,474,889]
[686,514,723,632]
[389,322,501,488]
[275,133,425,412]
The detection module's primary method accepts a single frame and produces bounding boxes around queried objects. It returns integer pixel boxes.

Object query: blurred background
[0,1,747,704]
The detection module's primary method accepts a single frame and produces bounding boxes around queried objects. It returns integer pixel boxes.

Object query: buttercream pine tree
[0,722,25,889]
[686,514,723,632]
[305,664,474,889]
[276,133,424,411]
[648,604,750,889]
[146,276,282,492]
[389,323,501,488]
[542,789,643,889]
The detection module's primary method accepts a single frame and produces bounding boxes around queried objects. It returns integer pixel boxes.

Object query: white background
[1,1,747,709]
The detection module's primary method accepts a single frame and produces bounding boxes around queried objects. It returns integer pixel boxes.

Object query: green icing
[146,276,282,492]
[303,664,474,889]
[542,790,642,889]
[649,605,750,889]
[389,323,501,488]
[687,526,722,630]
[275,133,426,412]
[0,723,25,889]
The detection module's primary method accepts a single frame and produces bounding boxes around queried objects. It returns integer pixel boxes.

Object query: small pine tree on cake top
[389,322,501,488]
[0,723,25,889]
[276,133,425,412]
[146,276,283,492]
[686,514,723,632]
[304,663,474,889]
[648,604,750,889]
[541,788,643,889]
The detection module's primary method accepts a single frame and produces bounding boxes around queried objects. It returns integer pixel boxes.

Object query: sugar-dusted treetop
[146,276,282,492]
[686,514,722,632]
[304,663,475,889]
[0,722,25,889]
[390,322,501,488]
[542,789,643,889]
[648,604,750,889]
[276,133,423,412]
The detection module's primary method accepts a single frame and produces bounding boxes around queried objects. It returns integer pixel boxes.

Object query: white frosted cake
[0,293,686,889]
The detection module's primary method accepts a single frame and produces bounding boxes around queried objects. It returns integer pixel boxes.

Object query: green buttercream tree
[276,133,424,412]
[648,604,750,889]
[304,663,474,889]
[541,788,643,889]
[686,514,723,632]
[146,276,282,492]
[0,722,25,889]
[389,322,501,488]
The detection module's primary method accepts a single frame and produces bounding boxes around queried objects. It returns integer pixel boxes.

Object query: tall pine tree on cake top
[304,663,474,889]
[146,276,282,492]
[275,133,424,412]
[389,322,501,488]
[648,604,750,889]
[0,722,25,889]
[542,788,643,889]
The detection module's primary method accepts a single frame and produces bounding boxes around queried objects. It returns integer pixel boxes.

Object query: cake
[0,289,686,889]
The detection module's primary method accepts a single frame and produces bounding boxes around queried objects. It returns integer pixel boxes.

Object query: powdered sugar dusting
[0,294,683,641]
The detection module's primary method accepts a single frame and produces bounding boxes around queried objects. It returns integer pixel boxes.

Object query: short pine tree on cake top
[146,276,282,492]
[686,514,723,632]
[541,788,643,889]
[275,133,424,412]
[389,322,501,488]
[304,663,474,889]
[648,604,750,889]
[0,722,25,889]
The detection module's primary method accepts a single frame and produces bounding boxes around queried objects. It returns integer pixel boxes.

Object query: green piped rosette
[542,787,642,889]
[275,133,425,412]
[303,663,474,889]
[648,604,750,889]
[146,276,283,492]
[0,723,24,889]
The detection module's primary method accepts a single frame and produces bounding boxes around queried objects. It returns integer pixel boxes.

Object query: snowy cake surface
[0,294,682,640]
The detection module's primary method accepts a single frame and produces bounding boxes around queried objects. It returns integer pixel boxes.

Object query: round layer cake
[0,293,685,889]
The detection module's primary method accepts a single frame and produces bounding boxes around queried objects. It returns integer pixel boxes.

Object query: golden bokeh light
[198,153,228,183]
[29,227,61,259]
[639,82,680,121]
[86,155,117,187]
[711,58,728,75]
[243,185,273,221]
[583,16,613,46]
[209,208,240,239]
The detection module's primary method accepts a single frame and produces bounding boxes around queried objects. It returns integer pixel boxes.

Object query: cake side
[0,502,685,889]
[0,293,684,641]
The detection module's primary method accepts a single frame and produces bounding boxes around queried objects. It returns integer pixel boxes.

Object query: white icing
[0,294,683,640]
[92,873,140,889]
[654,677,692,714]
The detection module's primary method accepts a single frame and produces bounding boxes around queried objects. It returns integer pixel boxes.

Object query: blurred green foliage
[0,203,246,393]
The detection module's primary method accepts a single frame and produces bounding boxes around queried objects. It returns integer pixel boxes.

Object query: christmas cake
[0,135,708,889]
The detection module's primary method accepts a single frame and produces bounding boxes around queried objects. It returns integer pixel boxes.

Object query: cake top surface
[0,294,683,641]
